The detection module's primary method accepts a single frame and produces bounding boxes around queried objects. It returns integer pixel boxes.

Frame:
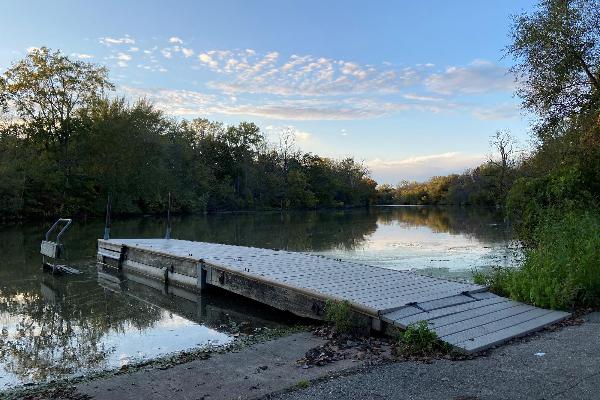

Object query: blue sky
[0,0,537,183]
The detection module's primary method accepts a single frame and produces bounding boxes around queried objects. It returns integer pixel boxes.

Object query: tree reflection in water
[0,277,161,384]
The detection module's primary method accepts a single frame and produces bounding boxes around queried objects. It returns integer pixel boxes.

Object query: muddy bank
[71,332,388,400]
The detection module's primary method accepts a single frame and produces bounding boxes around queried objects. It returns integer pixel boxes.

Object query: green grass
[296,379,310,389]
[396,321,449,356]
[476,209,600,310]
[324,299,356,334]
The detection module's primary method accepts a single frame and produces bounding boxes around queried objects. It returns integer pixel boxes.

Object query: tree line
[376,130,520,207]
[0,48,376,221]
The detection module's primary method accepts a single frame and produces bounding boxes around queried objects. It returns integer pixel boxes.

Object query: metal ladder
[40,218,79,274]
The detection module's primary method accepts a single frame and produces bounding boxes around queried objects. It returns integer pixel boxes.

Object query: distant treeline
[0,48,376,220]
[376,130,519,207]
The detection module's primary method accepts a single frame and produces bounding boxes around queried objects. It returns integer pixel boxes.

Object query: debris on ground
[19,386,91,400]
[296,326,394,368]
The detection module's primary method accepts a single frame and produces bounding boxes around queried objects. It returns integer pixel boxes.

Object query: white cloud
[120,86,215,115]
[26,46,40,53]
[471,103,520,120]
[425,60,514,95]
[196,49,419,96]
[198,52,218,68]
[403,93,442,102]
[99,35,135,46]
[116,53,132,61]
[367,152,486,184]
[111,44,519,125]
[181,48,194,58]
[117,85,462,121]
[118,86,414,120]
[169,36,184,44]
[129,47,140,52]
[111,52,133,67]
[71,53,94,59]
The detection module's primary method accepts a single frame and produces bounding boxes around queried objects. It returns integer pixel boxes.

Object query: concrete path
[76,332,365,400]
[271,313,600,400]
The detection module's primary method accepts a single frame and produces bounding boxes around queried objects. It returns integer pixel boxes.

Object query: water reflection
[0,206,518,388]
[317,206,521,278]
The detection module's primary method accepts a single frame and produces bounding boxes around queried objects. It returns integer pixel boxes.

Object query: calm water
[0,206,520,388]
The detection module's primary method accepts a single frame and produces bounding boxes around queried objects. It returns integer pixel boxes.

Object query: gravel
[269,313,600,400]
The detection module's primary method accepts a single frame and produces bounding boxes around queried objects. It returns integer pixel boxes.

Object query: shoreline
[3,313,593,400]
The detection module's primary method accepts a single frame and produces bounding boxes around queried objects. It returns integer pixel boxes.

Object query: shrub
[324,299,356,334]
[479,209,600,310]
[472,266,513,297]
[396,321,448,356]
[507,209,600,309]
[506,167,592,245]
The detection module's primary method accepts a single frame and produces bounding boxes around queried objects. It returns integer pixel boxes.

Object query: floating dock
[97,238,569,353]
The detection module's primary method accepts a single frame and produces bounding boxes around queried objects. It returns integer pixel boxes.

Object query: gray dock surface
[98,238,569,352]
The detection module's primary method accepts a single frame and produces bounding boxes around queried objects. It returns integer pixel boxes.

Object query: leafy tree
[508,0,600,137]
[0,47,113,152]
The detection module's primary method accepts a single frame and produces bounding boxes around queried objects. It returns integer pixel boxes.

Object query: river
[0,206,522,388]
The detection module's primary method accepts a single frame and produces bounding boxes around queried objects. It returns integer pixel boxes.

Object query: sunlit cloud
[471,103,520,120]
[99,35,135,46]
[117,85,507,121]
[169,36,184,44]
[264,125,313,144]
[181,48,194,58]
[120,86,215,115]
[367,152,487,184]
[71,52,94,59]
[196,49,418,96]
[425,59,514,95]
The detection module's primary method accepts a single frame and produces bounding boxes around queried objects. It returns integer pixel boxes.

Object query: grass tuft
[324,299,357,334]
[395,321,450,357]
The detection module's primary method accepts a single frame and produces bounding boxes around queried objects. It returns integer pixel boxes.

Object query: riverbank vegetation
[461,0,600,310]
[376,130,520,207]
[0,49,376,220]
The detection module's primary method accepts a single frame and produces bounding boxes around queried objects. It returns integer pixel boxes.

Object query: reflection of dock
[97,238,569,353]
[97,270,289,331]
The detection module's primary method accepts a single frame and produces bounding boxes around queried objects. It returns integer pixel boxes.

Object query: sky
[0,0,538,184]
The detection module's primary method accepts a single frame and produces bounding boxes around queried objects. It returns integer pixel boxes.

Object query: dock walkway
[97,238,569,353]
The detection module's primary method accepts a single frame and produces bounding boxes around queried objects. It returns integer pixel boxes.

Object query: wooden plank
[470,291,501,300]
[383,296,512,328]
[442,308,554,345]
[433,303,537,337]
[380,306,424,322]
[455,311,570,352]
[414,294,475,312]
[98,248,122,260]
[428,300,524,328]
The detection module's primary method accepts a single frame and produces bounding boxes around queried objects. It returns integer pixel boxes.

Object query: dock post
[103,194,111,240]
[164,192,172,240]
[197,260,208,290]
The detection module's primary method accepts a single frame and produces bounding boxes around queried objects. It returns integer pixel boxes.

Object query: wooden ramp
[97,238,569,353]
